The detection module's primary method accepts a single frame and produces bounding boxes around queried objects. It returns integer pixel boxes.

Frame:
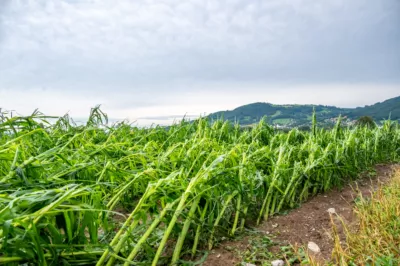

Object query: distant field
[272,118,292,125]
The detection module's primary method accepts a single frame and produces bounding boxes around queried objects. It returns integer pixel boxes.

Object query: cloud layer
[0,0,399,123]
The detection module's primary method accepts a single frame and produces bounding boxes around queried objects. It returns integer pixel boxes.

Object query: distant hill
[210,96,400,127]
[346,96,400,120]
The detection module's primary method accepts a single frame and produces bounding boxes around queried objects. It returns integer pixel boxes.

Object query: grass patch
[303,168,400,265]
[235,230,306,266]
[333,169,400,265]
[271,111,282,117]
[272,118,292,125]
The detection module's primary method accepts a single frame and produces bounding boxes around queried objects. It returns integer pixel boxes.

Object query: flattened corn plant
[0,107,399,265]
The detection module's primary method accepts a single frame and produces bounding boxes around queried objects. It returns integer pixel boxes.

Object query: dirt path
[204,164,399,266]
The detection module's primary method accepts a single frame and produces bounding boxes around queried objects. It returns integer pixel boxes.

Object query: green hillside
[210,96,400,126]
[346,96,400,120]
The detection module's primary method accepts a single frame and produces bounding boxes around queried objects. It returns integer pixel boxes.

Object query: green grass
[234,230,305,265]
[331,169,400,265]
[271,111,282,117]
[0,107,399,265]
[299,169,400,266]
[272,118,292,125]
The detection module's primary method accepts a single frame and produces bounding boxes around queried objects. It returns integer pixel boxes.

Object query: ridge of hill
[210,96,400,127]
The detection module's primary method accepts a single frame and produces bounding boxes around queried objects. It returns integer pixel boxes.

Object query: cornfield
[0,107,399,265]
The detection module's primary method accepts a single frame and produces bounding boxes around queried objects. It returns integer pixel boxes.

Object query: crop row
[0,107,399,265]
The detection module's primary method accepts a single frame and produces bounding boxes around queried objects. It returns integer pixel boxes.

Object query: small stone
[245,263,256,266]
[308,242,321,253]
[327,208,336,214]
[271,259,285,266]
[272,223,278,228]
[216,254,221,258]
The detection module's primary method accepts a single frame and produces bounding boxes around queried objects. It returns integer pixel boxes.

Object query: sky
[0,0,399,125]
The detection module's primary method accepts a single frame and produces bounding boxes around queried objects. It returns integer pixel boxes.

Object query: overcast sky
[0,0,399,125]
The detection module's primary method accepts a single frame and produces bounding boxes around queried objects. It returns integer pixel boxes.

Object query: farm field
[0,107,399,265]
[204,164,399,265]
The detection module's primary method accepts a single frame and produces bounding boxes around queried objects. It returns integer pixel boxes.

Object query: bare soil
[204,164,399,266]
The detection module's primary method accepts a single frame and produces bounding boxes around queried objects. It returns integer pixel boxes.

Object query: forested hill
[346,96,400,120]
[209,96,400,127]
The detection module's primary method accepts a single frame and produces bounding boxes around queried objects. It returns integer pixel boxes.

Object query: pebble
[271,259,285,266]
[307,241,321,253]
[327,208,336,214]
[245,263,256,266]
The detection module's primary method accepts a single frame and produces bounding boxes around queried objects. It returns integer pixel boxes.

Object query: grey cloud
[0,0,399,118]
[0,0,11,41]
